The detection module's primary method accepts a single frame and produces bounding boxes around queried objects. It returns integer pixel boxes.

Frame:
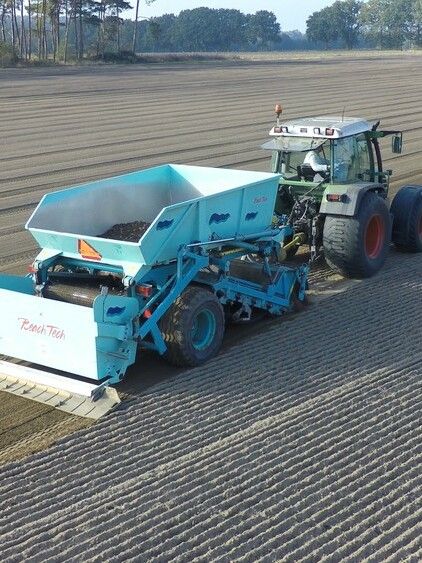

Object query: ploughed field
[0,54,421,560]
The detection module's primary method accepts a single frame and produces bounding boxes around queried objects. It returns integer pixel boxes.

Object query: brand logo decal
[253,196,268,205]
[107,306,126,317]
[209,213,230,225]
[157,219,174,231]
[18,318,65,340]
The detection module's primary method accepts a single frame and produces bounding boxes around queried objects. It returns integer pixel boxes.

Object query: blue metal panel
[0,286,99,378]
[26,164,281,274]
[0,276,140,383]
[0,275,35,294]
[93,294,140,384]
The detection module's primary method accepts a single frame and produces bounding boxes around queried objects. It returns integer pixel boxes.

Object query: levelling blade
[0,360,120,420]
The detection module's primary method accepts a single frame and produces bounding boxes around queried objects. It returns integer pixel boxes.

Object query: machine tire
[160,285,225,367]
[323,192,391,278]
[390,186,422,252]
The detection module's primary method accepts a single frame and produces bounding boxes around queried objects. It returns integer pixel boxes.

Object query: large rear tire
[391,186,422,252]
[323,192,391,278]
[160,286,225,367]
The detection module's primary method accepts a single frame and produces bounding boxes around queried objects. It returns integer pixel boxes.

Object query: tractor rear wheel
[390,186,422,252]
[323,192,391,278]
[160,285,225,367]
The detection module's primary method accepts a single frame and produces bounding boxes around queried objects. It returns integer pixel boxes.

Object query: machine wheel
[390,186,422,252]
[160,285,225,367]
[323,192,391,278]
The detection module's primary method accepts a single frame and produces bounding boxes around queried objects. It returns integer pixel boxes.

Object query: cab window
[274,140,332,180]
[355,133,372,180]
[333,134,372,183]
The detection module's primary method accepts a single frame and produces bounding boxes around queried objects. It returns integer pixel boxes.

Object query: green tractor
[262,105,422,278]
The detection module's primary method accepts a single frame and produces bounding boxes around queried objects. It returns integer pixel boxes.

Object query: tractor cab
[262,107,403,217]
[266,119,375,183]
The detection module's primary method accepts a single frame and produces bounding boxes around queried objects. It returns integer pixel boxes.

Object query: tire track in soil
[0,56,421,561]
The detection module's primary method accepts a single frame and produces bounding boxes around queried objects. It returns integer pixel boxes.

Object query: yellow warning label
[78,240,102,261]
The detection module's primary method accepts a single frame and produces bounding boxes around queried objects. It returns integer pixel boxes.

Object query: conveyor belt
[43,275,125,307]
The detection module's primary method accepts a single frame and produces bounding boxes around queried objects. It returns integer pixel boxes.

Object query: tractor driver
[303,145,329,173]
[303,140,353,182]
[301,145,330,181]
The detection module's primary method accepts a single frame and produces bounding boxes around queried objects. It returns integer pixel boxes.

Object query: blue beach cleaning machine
[0,164,308,418]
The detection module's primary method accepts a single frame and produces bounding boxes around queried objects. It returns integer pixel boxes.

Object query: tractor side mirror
[392,133,403,154]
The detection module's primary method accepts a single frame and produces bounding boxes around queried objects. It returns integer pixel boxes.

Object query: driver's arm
[305,152,329,172]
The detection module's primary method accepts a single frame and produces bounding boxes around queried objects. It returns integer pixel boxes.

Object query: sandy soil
[0,55,421,560]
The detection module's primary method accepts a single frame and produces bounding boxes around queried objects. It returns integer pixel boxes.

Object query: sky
[136,1,337,33]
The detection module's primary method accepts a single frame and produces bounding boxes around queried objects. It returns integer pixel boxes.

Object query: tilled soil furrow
[161,473,422,563]
[1,366,417,556]
[252,501,422,563]
[2,104,419,179]
[0,137,259,182]
[0,224,25,238]
[69,418,421,562]
[2,72,421,139]
[20,412,420,561]
[0,261,419,505]
[0,249,36,268]
[1,57,422,561]
[2,424,418,560]
[0,315,418,514]
[2,86,418,181]
[268,465,422,562]
[0,118,269,163]
[381,536,422,563]
[25,320,412,482]
[0,93,412,157]
[312,506,422,563]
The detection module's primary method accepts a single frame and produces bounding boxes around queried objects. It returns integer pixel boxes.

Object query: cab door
[332,134,375,183]
[355,132,376,182]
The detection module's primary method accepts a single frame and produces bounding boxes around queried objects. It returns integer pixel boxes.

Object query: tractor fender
[319,183,386,217]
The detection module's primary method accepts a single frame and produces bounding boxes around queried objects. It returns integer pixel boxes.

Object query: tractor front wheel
[323,192,391,278]
[160,286,225,367]
[391,186,422,252]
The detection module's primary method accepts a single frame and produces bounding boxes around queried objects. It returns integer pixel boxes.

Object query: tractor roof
[270,116,375,140]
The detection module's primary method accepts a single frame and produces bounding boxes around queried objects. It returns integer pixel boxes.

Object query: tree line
[0,4,281,62]
[0,0,145,62]
[136,9,280,52]
[2,0,422,65]
[307,0,422,49]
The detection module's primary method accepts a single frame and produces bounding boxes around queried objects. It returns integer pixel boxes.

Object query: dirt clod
[99,220,151,242]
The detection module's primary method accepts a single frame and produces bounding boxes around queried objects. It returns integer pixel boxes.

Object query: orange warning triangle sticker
[78,239,102,261]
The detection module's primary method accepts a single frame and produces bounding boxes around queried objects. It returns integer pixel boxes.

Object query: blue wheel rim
[191,309,216,351]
